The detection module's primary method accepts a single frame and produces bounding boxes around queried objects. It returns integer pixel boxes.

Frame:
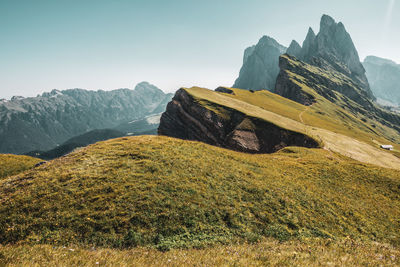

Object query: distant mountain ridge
[0,82,173,154]
[363,56,400,106]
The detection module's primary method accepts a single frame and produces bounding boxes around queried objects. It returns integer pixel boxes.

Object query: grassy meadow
[1,136,399,252]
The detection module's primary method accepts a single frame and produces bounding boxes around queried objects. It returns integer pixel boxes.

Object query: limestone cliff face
[158,89,319,153]
[233,36,287,91]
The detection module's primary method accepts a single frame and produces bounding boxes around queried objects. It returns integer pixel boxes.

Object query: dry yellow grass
[1,238,399,266]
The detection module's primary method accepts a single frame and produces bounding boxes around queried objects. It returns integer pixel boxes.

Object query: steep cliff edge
[158,88,319,153]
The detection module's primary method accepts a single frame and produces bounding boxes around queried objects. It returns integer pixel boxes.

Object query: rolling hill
[1,136,400,252]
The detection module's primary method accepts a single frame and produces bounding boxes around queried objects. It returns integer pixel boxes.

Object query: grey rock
[233,36,287,91]
[215,87,235,95]
[287,40,302,59]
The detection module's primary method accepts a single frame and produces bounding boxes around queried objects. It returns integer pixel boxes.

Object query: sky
[0,0,399,99]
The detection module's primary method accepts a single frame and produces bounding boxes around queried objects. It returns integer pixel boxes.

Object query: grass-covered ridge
[0,154,41,179]
[184,87,400,169]
[1,136,399,250]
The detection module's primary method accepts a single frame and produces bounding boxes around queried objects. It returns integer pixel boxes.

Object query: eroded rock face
[158,89,319,153]
[233,36,287,91]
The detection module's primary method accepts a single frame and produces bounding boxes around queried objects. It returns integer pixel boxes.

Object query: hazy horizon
[1,0,399,99]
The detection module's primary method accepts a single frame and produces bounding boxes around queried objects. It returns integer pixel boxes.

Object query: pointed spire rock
[233,35,287,91]
[320,14,336,31]
[287,40,302,58]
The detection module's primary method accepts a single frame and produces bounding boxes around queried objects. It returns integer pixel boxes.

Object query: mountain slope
[363,56,400,106]
[0,82,172,154]
[160,85,400,169]
[287,15,373,100]
[1,136,400,250]
[274,54,400,138]
[0,154,41,179]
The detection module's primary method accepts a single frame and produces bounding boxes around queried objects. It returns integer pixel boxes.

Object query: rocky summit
[235,15,374,103]
[286,15,374,100]
[0,82,172,154]
[233,36,287,91]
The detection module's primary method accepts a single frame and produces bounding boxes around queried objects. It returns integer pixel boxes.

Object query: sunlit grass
[1,238,399,266]
[1,136,399,251]
[0,154,41,179]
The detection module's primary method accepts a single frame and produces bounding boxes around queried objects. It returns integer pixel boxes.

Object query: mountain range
[234,14,388,106]
[160,15,400,163]
[363,56,400,107]
[0,82,172,154]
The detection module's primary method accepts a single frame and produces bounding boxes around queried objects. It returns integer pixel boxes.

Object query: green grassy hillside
[0,154,41,179]
[1,136,399,251]
[184,87,400,169]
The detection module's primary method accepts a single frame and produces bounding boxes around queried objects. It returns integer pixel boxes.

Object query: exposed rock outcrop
[158,89,319,153]
[215,87,235,95]
[233,36,287,91]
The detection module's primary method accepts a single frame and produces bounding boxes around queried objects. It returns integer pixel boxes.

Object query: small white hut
[380,145,394,151]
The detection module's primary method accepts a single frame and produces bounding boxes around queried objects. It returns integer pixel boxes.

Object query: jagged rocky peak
[233,35,287,91]
[320,14,336,31]
[300,27,317,61]
[286,40,302,58]
[284,14,374,100]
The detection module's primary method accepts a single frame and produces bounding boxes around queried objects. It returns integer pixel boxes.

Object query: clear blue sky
[0,0,399,99]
